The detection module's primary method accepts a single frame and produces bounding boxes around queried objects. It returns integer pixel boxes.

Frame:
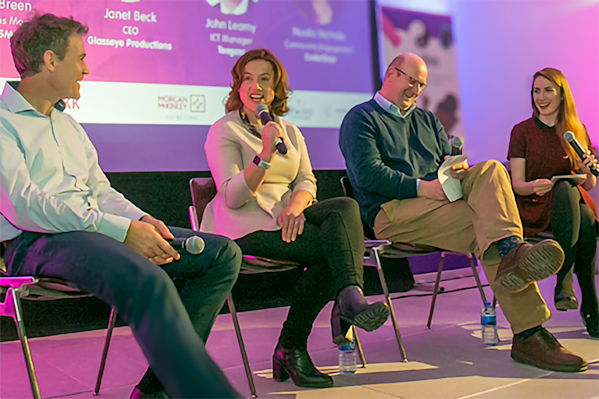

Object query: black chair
[0,257,117,399]
[340,176,489,332]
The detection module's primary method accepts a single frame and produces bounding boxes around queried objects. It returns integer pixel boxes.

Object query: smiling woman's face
[238,59,276,116]
[533,75,561,118]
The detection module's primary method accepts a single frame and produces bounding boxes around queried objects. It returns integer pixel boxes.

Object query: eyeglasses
[395,67,426,92]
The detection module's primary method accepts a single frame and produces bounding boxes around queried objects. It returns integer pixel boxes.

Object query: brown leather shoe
[511,327,587,372]
[495,239,564,293]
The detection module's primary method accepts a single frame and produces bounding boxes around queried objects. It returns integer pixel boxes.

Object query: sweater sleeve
[205,120,255,209]
[339,108,418,200]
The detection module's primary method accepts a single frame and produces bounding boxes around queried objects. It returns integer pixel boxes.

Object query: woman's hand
[277,203,306,243]
[577,150,597,176]
[530,179,554,196]
[259,121,284,161]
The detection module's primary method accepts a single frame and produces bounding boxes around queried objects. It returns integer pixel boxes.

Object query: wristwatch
[253,155,272,169]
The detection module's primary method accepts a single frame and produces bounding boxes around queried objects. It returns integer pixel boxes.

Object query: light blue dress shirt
[0,82,146,242]
[373,91,416,118]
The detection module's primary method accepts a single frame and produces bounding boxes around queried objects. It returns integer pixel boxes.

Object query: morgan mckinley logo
[158,95,205,112]
[190,95,205,113]
[158,95,188,110]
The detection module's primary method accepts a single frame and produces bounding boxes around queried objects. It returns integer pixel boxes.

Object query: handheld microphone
[255,104,288,155]
[167,236,205,255]
[449,136,464,156]
[563,131,598,177]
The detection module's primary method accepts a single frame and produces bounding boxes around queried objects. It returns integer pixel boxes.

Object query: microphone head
[185,236,205,255]
[450,135,464,149]
[563,131,575,143]
[255,103,269,116]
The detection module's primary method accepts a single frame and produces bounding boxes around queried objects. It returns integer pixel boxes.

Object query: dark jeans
[551,181,598,314]
[4,227,242,399]
[235,197,365,349]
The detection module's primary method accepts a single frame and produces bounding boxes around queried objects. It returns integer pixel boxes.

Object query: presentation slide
[0,0,374,171]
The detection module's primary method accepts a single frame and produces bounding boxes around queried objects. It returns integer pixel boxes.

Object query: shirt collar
[374,91,416,119]
[533,115,552,131]
[1,81,66,115]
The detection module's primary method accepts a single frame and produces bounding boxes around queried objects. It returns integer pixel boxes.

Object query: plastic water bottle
[481,301,498,346]
[338,340,357,374]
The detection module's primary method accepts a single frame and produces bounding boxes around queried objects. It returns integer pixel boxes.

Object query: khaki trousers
[374,160,551,334]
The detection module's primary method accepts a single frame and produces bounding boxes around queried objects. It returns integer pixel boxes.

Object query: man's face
[51,33,89,100]
[392,63,427,111]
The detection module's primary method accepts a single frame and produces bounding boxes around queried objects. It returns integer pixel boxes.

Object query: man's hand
[277,203,306,243]
[141,215,174,239]
[448,157,470,180]
[124,217,180,265]
[530,179,554,196]
[417,179,448,201]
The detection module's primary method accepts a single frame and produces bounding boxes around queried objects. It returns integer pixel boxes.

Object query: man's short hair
[10,13,88,78]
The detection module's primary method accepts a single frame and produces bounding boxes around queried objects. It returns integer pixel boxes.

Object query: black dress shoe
[581,310,599,338]
[130,387,171,399]
[331,285,389,345]
[272,343,333,388]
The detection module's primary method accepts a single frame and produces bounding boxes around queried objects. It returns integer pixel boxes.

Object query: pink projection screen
[0,0,374,171]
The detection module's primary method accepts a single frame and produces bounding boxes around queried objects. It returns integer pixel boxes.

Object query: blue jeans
[4,227,242,398]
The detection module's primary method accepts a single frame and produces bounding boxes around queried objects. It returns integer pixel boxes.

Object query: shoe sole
[495,241,564,293]
[511,351,588,373]
[352,302,390,332]
[555,299,578,311]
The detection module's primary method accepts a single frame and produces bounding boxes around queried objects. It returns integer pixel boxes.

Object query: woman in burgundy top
[508,68,598,338]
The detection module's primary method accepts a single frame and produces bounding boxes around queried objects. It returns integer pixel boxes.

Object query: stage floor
[2,269,598,399]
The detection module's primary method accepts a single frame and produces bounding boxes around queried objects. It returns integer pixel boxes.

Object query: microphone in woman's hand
[564,131,598,176]
[255,104,288,155]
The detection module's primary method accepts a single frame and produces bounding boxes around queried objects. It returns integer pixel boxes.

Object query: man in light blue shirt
[0,13,242,399]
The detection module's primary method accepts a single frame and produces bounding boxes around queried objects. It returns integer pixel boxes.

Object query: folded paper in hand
[550,174,586,184]
[438,155,468,202]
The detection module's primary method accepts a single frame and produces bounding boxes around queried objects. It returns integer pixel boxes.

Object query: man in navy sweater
[340,53,587,372]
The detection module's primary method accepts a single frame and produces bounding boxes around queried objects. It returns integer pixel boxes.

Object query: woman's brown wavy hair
[225,49,290,116]
[531,68,591,170]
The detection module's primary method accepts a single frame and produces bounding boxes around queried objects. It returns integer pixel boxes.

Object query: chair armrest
[189,206,199,232]
[364,240,391,248]
[0,276,38,289]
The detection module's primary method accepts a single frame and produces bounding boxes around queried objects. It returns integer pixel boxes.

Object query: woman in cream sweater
[201,49,389,388]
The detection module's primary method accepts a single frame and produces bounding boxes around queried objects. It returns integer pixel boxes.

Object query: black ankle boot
[581,310,599,338]
[272,343,333,388]
[331,286,389,345]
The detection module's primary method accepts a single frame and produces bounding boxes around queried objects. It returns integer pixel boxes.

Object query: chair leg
[228,295,257,398]
[352,326,366,368]
[427,253,446,329]
[11,287,41,399]
[469,254,488,304]
[373,247,407,362]
[94,307,118,396]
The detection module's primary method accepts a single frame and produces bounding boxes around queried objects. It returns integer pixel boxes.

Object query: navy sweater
[339,99,451,228]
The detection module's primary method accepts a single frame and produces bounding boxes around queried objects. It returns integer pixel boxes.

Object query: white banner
[0,78,370,128]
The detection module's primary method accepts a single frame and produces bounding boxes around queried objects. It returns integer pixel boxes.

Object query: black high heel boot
[331,285,389,345]
[272,343,333,388]
[581,309,599,338]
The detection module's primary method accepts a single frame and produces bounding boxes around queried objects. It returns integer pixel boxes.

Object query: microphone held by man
[167,236,205,255]
[256,103,288,155]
